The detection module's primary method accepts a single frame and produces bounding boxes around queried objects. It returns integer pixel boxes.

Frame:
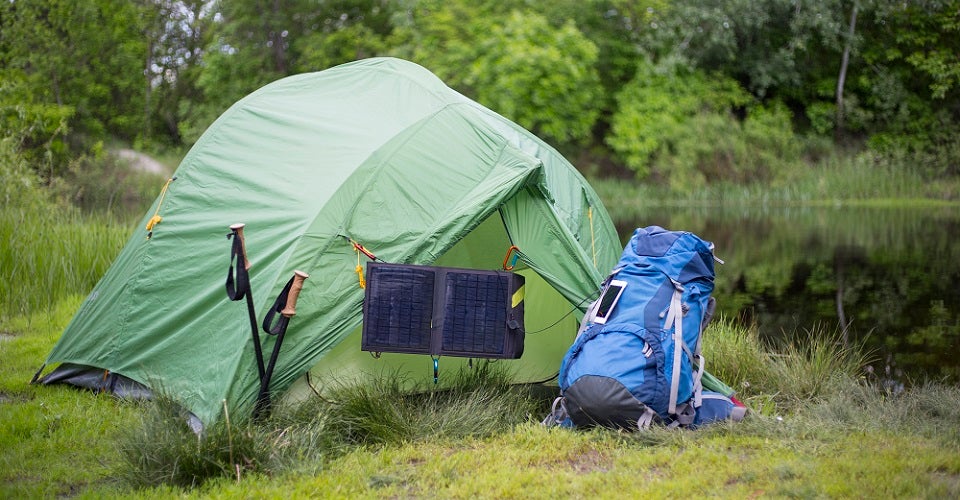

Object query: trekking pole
[254,270,309,419]
[226,223,266,383]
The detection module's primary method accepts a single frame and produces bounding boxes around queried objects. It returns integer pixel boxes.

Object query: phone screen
[593,280,626,324]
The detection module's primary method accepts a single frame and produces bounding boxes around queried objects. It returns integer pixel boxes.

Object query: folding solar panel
[361,262,525,358]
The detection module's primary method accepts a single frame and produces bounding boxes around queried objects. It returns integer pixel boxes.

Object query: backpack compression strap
[665,279,685,416]
[663,284,703,430]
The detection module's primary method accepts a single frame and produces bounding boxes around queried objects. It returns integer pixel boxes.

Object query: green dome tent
[38,57,623,425]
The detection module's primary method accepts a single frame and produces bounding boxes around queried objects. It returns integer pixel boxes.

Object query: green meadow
[3,148,960,498]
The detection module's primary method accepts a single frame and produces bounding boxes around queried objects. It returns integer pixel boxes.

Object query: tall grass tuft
[702,318,772,394]
[117,395,280,488]
[703,319,872,415]
[116,362,538,489]
[317,362,539,446]
[0,140,151,323]
[766,325,871,411]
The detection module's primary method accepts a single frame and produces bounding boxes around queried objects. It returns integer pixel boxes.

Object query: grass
[0,297,138,498]
[591,149,960,221]
[114,363,542,489]
[0,140,159,323]
[3,144,960,497]
[0,207,132,322]
[4,302,960,498]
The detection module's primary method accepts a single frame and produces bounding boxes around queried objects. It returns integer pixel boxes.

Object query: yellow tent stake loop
[146,177,176,239]
[588,206,597,268]
[355,248,366,289]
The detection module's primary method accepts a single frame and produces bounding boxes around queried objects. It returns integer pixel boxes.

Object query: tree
[0,0,145,171]
[181,0,401,144]
[137,1,215,145]
[294,0,395,72]
[391,2,602,146]
[467,11,602,145]
[835,3,858,138]
[607,58,799,190]
[180,0,309,142]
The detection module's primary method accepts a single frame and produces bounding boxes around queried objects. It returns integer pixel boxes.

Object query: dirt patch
[565,449,611,474]
[115,148,170,176]
[0,390,29,404]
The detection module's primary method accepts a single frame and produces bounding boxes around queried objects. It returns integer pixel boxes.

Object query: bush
[607,59,803,192]
[0,70,75,182]
[54,148,165,219]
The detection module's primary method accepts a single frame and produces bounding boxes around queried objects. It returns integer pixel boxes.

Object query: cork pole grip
[280,270,309,317]
[230,223,251,270]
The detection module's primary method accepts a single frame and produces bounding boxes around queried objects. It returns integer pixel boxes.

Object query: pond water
[616,205,960,384]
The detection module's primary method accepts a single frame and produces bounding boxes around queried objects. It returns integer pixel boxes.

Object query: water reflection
[615,206,960,383]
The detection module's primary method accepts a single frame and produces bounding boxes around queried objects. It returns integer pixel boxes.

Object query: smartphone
[593,279,627,324]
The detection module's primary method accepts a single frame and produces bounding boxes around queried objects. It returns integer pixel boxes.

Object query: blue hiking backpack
[545,226,744,429]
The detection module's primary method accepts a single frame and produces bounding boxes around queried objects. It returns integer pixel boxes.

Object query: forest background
[2,0,959,200]
[3,2,960,496]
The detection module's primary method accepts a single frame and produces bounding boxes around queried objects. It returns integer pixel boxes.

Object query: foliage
[294,0,394,72]
[606,59,800,190]
[0,147,132,320]
[3,0,960,184]
[864,2,960,101]
[463,11,602,145]
[638,0,852,98]
[140,1,215,145]
[0,71,74,181]
[0,0,146,141]
[389,1,603,145]
[0,135,56,214]
[180,0,402,143]
[535,0,666,105]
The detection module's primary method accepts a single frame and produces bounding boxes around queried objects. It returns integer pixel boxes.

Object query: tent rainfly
[37,57,622,425]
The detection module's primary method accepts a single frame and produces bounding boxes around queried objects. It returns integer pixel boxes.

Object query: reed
[0,141,157,323]
[703,319,872,414]
[0,206,131,322]
[591,148,957,223]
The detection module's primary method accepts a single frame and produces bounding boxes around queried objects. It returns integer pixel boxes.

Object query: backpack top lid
[615,226,716,285]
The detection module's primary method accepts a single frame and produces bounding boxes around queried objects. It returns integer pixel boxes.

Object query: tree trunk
[144,37,153,141]
[836,4,858,140]
[270,0,288,74]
